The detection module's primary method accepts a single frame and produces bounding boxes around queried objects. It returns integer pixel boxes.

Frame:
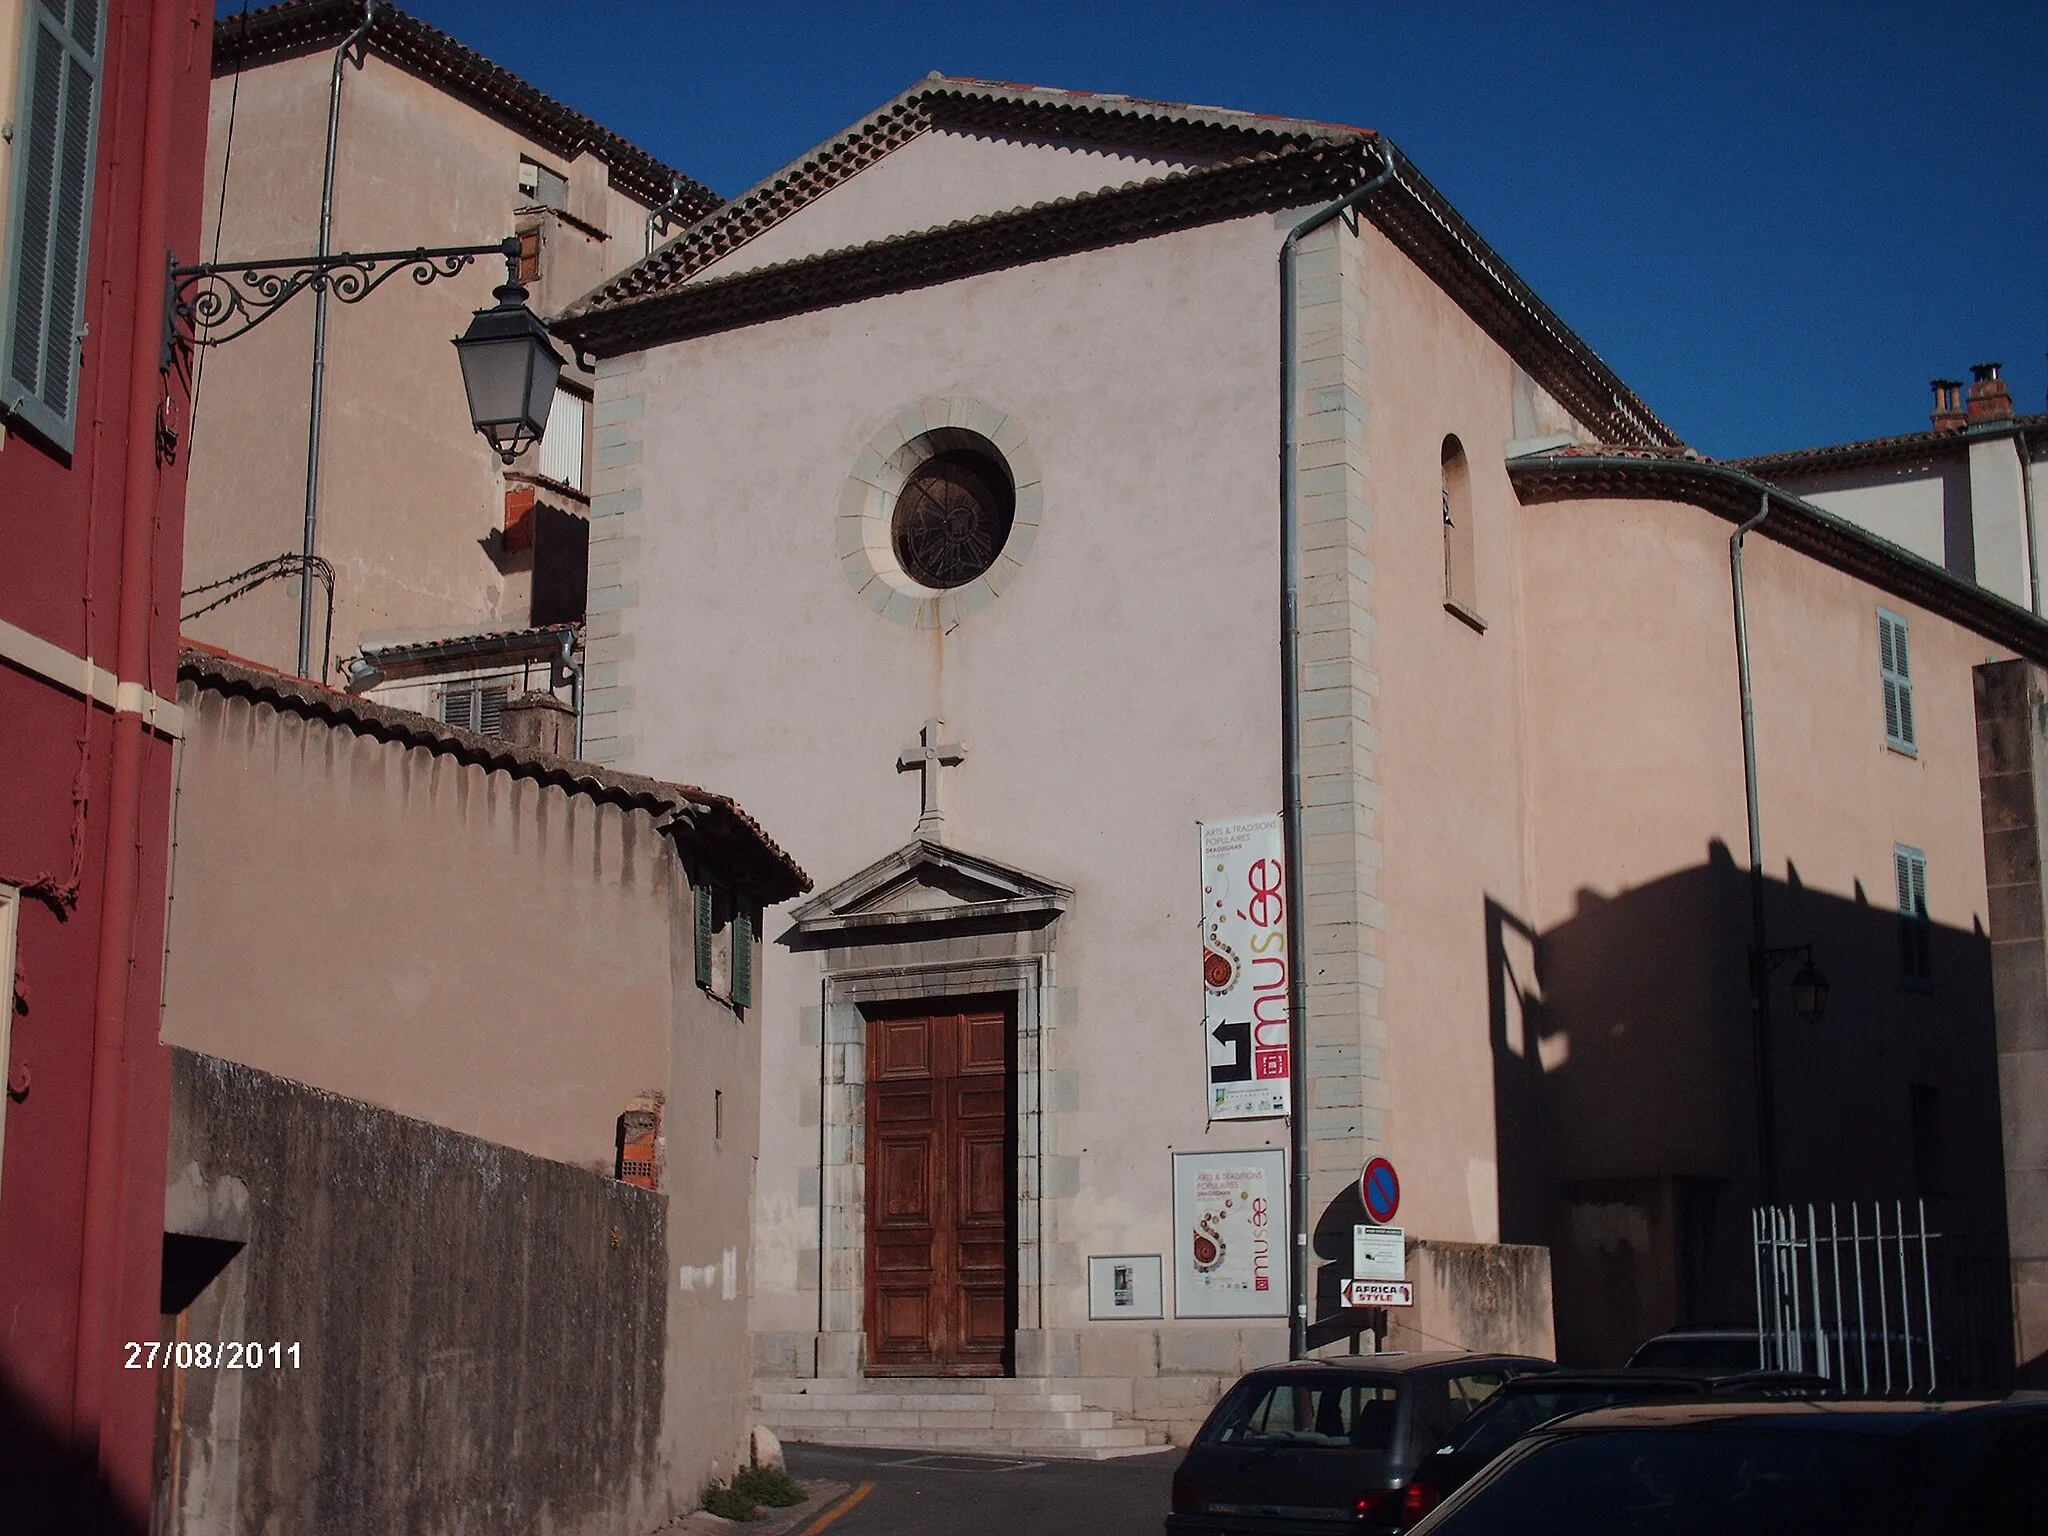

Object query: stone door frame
[818,953,1050,1378]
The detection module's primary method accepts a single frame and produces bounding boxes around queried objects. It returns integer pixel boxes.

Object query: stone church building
[553,77,2048,1445]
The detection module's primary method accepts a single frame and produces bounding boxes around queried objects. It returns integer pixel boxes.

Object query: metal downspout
[298,0,377,678]
[1730,493,1779,1206]
[1280,142,1398,1360]
[2018,427,2040,617]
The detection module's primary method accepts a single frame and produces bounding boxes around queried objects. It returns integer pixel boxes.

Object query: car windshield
[1629,1337,1760,1372]
[1443,1385,1694,1462]
[1204,1376,1401,1450]
[1429,1427,1912,1536]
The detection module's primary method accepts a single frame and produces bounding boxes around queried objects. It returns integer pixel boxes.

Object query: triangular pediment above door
[784,839,1071,948]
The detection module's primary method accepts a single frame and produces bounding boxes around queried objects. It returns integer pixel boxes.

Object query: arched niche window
[1441,436,1483,631]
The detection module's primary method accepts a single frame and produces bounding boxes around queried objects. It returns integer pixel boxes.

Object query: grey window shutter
[1879,611,1915,750]
[440,687,474,730]
[732,904,754,1009]
[694,882,713,988]
[478,686,507,736]
[3,0,102,451]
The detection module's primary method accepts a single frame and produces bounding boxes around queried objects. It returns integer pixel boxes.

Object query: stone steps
[754,1377,1170,1460]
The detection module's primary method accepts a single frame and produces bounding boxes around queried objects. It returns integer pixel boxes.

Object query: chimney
[1966,362,2014,425]
[1930,378,1968,434]
[496,690,576,756]
[616,1092,664,1190]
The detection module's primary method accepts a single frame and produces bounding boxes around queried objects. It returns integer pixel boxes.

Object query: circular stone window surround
[837,397,1044,630]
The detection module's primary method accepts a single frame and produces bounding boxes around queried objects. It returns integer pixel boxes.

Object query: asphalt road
[783,1443,1182,1536]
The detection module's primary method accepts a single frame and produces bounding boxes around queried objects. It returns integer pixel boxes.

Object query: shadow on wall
[1485,841,2013,1383]
[0,1364,147,1536]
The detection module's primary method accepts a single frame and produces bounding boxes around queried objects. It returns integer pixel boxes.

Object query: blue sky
[249,1,2047,458]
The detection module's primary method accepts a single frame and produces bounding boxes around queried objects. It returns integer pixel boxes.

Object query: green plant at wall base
[733,1464,808,1508]
[701,1482,759,1521]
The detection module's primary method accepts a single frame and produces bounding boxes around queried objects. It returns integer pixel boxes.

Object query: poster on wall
[1172,1149,1289,1318]
[1199,814,1291,1121]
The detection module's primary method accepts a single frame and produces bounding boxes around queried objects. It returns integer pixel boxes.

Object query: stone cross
[897,717,966,841]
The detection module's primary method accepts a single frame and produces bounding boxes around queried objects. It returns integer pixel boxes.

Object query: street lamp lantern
[453,246,562,464]
[1790,954,1830,1025]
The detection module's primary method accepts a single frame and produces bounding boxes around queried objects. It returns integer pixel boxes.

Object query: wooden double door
[865,1002,1016,1376]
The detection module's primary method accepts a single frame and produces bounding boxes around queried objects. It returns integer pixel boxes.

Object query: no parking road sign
[1342,1280,1414,1308]
[1360,1157,1400,1225]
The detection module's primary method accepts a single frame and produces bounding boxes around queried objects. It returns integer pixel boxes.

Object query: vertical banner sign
[1172,1149,1289,1318]
[1199,814,1291,1120]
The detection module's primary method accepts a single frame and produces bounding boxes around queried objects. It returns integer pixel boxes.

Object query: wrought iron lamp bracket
[1761,941,1814,975]
[162,237,520,376]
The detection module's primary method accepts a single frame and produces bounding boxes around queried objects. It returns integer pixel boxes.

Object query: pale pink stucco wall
[687,125,1201,283]
[1355,221,1538,1250]
[183,51,648,677]
[612,210,1294,1343]
[160,679,771,1506]
[1520,495,2005,1184]
[160,684,684,1171]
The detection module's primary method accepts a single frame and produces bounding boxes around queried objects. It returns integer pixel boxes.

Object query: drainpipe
[645,176,687,257]
[2018,427,2040,617]
[553,626,585,758]
[1279,141,1399,1360]
[297,0,377,678]
[1730,493,1779,1207]
[73,0,180,1498]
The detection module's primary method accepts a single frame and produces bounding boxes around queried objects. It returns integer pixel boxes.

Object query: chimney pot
[1966,361,2014,425]
[1931,377,1968,434]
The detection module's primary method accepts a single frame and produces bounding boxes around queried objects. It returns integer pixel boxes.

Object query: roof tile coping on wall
[1507,446,2048,666]
[178,645,809,903]
[212,0,717,215]
[557,104,1678,450]
[1733,412,2048,480]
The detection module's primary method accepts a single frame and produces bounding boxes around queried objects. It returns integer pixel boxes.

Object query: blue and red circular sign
[1361,1157,1401,1224]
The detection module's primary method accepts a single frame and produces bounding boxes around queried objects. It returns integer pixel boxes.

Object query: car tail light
[1401,1481,1443,1526]
[1170,1478,1198,1515]
[1354,1489,1393,1520]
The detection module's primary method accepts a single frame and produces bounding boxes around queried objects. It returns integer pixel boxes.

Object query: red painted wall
[0,2,212,1530]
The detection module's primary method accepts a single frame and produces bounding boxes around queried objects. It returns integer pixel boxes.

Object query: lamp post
[163,236,559,675]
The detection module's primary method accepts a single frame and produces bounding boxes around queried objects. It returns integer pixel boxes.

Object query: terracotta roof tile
[1734,414,2048,478]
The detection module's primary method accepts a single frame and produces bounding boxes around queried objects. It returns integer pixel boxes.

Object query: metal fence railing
[1752,1200,1941,1397]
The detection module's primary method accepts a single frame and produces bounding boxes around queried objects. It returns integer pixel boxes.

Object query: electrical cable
[183,0,252,459]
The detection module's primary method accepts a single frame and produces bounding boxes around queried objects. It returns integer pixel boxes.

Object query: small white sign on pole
[1353,1224,1406,1282]
[1342,1279,1415,1308]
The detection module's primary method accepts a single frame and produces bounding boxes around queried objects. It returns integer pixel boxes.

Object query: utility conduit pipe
[1279,142,1399,1360]
[298,0,377,678]
[1730,493,1780,1206]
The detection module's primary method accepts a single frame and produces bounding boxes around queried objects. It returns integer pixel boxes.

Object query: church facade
[555,78,2048,1441]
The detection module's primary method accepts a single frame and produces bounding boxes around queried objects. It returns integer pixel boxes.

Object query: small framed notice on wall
[1088,1254,1164,1319]
[1172,1148,1289,1318]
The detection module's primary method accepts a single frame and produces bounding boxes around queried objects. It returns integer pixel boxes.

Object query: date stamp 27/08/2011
[125,1341,300,1370]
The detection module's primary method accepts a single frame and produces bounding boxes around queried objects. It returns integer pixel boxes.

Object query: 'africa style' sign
[1199,814,1291,1121]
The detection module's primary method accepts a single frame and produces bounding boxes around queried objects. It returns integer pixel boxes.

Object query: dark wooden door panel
[866,1004,1014,1376]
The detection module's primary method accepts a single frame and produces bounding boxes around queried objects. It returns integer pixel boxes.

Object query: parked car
[1406,1398,2048,1535]
[1625,1326,1765,1372]
[1165,1351,1553,1535]
[1628,1325,1953,1396]
[1402,1368,1836,1525]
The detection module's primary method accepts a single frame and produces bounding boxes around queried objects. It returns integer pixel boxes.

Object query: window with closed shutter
[2,0,102,450]
[1878,609,1916,753]
[439,679,511,736]
[537,386,585,489]
[1895,844,1930,984]
[731,904,753,1010]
